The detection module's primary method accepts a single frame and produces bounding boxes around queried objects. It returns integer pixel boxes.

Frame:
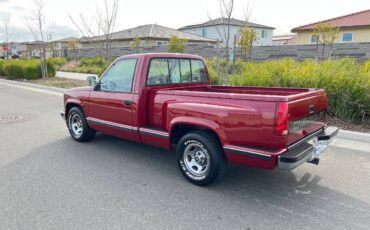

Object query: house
[292,9,370,44]
[178,18,275,47]
[272,35,297,45]
[79,24,216,48]
[49,37,80,57]
[18,41,51,58]
[9,42,22,57]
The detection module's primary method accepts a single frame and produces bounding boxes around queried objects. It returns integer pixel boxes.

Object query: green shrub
[75,66,105,76]
[168,36,186,53]
[0,59,4,76]
[211,58,370,122]
[46,59,56,77]
[1,59,57,79]
[80,57,104,67]
[2,60,24,79]
[47,57,67,68]
[57,57,112,76]
[206,58,370,121]
[22,60,42,79]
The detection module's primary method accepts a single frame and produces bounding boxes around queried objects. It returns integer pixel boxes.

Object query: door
[87,58,138,141]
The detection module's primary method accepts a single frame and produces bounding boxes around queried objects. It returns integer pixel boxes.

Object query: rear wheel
[67,107,95,142]
[176,131,227,186]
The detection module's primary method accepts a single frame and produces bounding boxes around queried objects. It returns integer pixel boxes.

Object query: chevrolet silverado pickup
[61,53,338,186]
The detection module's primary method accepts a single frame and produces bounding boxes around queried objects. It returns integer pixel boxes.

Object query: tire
[67,107,95,142]
[176,131,228,186]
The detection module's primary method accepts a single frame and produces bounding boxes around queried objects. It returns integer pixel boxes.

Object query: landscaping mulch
[327,116,370,133]
[30,77,86,89]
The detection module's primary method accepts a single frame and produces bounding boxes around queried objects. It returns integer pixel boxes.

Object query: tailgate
[287,92,328,145]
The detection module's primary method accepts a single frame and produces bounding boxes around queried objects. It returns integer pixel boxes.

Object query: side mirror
[87,76,97,87]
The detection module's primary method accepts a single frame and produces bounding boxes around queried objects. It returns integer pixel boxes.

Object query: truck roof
[117,53,204,60]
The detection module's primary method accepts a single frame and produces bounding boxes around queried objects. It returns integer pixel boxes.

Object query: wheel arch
[65,101,84,118]
[169,118,225,150]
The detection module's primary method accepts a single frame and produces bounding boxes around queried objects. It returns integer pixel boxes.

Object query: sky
[0,0,369,42]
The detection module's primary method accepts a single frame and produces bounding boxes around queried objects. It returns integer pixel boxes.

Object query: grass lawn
[30,77,87,89]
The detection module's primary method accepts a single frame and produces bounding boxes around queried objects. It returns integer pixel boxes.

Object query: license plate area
[307,136,328,160]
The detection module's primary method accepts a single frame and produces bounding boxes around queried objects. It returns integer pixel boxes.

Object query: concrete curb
[337,129,370,143]
[0,78,66,93]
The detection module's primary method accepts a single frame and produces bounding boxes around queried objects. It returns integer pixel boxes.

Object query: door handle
[123,100,133,106]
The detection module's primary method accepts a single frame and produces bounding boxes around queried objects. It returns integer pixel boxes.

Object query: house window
[156,41,168,46]
[342,33,352,42]
[261,30,266,38]
[311,35,319,43]
[202,28,207,37]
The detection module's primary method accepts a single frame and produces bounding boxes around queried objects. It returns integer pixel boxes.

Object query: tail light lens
[274,102,289,136]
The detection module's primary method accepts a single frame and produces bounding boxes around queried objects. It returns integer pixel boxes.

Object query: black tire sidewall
[177,132,224,185]
[67,107,90,141]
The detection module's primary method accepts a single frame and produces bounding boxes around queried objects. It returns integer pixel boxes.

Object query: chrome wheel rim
[69,113,83,138]
[183,142,211,177]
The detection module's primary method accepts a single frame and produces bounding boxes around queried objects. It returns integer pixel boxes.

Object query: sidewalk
[55,71,97,81]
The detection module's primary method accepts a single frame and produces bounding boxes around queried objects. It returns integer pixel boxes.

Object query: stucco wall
[297,28,370,44]
[67,42,370,61]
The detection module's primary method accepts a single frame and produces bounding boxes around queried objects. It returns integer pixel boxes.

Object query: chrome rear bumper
[278,126,339,170]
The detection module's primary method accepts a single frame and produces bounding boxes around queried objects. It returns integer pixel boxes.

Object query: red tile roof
[292,9,370,32]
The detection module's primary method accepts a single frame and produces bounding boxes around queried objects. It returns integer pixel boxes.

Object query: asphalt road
[1,81,370,230]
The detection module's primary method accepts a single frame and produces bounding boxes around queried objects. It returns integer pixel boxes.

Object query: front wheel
[176,131,227,186]
[67,107,95,142]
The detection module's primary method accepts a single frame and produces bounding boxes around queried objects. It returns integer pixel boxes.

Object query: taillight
[274,102,289,136]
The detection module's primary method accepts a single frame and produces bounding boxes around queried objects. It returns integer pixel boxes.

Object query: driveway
[0,80,369,229]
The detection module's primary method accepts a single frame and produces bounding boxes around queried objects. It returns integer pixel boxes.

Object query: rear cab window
[147,58,208,86]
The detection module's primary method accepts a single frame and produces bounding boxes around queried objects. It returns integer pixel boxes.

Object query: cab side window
[100,59,137,92]
[147,59,170,85]
[191,59,207,82]
[147,58,208,85]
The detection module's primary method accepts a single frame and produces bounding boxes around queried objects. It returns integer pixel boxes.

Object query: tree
[130,36,141,53]
[96,0,119,60]
[168,36,187,53]
[69,13,102,59]
[238,27,258,59]
[68,40,79,61]
[313,22,339,60]
[69,0,119,61]
[22,0,49,78]
[1,11,11,58]
[208,0,234,84]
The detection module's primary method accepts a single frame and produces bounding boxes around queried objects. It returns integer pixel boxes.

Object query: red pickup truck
[61,53,338,185]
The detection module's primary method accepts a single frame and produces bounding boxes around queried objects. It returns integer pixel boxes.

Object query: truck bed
[155,85,325,102]
[149,85,328,150]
